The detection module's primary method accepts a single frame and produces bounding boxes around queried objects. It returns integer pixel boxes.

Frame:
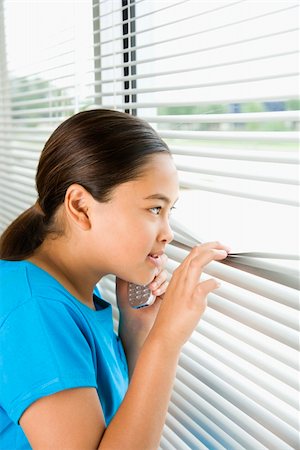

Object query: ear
[64,184,92,231]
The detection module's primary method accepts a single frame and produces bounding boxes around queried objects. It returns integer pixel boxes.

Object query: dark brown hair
[0,109,171,260]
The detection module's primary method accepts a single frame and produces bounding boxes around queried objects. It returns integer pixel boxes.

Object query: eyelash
[149,206,176,216]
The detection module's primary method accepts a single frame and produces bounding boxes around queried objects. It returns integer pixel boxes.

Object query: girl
[0,109,229,449]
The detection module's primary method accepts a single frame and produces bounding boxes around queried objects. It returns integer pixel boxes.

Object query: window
[0,1,299,448]
[0,0,94,228]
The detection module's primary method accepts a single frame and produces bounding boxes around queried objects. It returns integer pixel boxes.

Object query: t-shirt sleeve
[0,297,98,424]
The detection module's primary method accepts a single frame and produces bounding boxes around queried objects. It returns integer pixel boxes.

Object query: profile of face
[89,153,179,285]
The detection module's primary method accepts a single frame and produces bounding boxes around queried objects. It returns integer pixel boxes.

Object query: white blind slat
[176,365,295,450]
[187,334,298,427]
[196,320,299,397]
[180,351,297,449]
[170,145,300,164]
[203,308,298,371]
[173,376,267,450]
[141,110,300,123]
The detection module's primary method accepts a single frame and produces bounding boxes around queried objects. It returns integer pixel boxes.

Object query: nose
[158,218,174,244]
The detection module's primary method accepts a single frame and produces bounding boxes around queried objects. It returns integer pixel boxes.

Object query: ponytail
[0,202,46,261]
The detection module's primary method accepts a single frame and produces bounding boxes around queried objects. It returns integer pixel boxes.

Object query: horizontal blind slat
[159,130,299,142]
[94,50,298,83]
[161,422,194,450]
[183,341,298,433]
[168,400,226,450]
[142,111,300,123]
[100,4,298,45]
[173,377,267,450]
[189,331,298,414]
[176,365,295,450]
[202,308,298,371]
[193,323,299,405]
[176,163,299,186]
[98,73,299,97]
[204,282,298,331]
[170,146,300,164]
[179,351,298,449]
[99,93,299,109]
[208,293,298,348]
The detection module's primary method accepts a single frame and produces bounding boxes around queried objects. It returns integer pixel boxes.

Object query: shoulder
[0,260,91,329]
[0,260,32,324]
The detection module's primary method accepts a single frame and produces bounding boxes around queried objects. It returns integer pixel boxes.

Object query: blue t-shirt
[0,260,129,449]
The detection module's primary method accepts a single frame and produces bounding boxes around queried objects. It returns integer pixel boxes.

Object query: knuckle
[192,244,201,253]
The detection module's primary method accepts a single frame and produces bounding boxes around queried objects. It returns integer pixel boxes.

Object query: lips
[147,251,164,267]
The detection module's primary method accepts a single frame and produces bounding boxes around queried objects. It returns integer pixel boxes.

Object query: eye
[149,206,177,216]
[149,207,162,215]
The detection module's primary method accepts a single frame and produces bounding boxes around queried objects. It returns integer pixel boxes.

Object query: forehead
[113,153,179,202]
[140,153,177,177]
[136,153,179,196]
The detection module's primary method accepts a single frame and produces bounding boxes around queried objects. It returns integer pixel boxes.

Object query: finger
[172,242,228,278]
[177,247,228,296]
[149,269,168,290]
[152,280,169,297]
[184,278,220,314]
[195,247,228,267]
[194,278,221,300]
[200,241,231,253]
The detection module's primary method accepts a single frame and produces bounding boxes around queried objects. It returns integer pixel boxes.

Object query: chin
[133,271,156,287]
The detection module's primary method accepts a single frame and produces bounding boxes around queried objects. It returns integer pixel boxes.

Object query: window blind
[94,1,300,449]
[1,1,299,449]
[0,0,95,230]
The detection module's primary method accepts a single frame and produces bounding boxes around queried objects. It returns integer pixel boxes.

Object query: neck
[27,236,104,310]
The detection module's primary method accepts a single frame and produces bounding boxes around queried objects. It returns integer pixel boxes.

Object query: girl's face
[90,153,179,285]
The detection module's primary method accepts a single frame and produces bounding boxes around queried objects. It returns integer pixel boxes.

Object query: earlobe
[65,185,92,231]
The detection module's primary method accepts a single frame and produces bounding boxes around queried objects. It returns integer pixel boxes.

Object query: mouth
[147,252,163,267]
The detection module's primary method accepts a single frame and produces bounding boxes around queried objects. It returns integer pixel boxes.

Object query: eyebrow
[144,194,179,205]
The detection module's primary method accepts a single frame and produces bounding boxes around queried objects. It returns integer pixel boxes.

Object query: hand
[147,254,169,298]
[149,242,229,349]
[116,253,168,312]
[116,254,169,332]
[116,255,169,376]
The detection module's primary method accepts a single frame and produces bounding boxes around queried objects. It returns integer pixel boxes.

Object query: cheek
[118,220,154,258]
[92,207,154,255]
[122,226,151,254]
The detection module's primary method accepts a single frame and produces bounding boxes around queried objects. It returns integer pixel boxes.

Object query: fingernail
[151,282,157,289]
